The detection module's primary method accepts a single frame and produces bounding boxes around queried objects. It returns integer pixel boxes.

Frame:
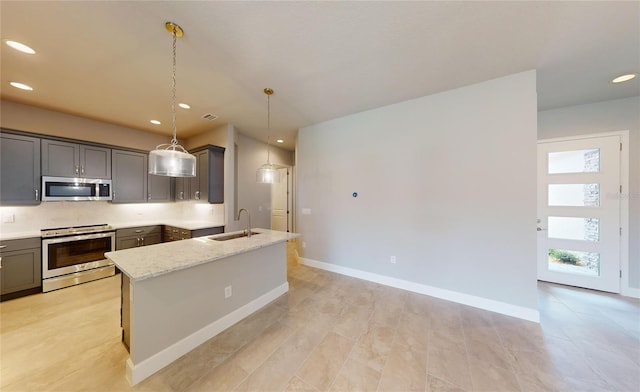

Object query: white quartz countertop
[105,228,299,282]
[0,230,42,241]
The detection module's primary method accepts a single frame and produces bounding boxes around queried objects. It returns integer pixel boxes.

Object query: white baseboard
[126,282,289,385]
[300,257,539,323]
[622,286,640,299]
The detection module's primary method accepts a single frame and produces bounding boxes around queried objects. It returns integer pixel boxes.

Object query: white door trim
[538,130,632,297]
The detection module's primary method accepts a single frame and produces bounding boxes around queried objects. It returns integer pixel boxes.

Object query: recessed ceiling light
[276,139,284,143]
[150,120,161,125]
[5,40,35,54]
[9,81,33,91]
[611,73,637,83]
[178,103,191,109]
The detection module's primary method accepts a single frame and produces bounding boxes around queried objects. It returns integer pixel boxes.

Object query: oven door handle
[42,231,115,245]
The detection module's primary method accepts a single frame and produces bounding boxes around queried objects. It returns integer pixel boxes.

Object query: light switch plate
[2,213,15,223]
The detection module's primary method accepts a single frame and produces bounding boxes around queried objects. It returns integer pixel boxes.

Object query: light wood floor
[1,244,639,391]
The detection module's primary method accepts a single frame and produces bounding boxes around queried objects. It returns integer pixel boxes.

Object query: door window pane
[548,184,600,207]
[548,249,600,276]
[548,217,599,241]
[548,149,599,174]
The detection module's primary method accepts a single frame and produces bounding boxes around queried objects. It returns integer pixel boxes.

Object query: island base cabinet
[124,243,287,385]
[122,274,131,351]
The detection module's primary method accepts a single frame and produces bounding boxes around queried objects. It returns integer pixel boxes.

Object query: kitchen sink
[209,231,261,241]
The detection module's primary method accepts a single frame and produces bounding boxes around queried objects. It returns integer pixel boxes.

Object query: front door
[537,135,621,293]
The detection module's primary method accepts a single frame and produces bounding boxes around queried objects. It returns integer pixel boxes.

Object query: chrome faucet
[236,208,252,238]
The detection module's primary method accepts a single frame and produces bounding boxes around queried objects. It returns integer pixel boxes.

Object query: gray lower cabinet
[0,132,41,205]
[190,145,225,203]
[42,138,111,179]
[112,150,147,203]
[0,237,42,301]
[116,226,162,250]
[163,225,224,242]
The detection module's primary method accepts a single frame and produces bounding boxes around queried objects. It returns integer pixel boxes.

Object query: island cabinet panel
[125,242,287,383]
[0,237,42,301]
[42,139,111,179]
[188,145,225,204]
[116,226,162,250]
[0,132,41,205]
[112,150,147,203]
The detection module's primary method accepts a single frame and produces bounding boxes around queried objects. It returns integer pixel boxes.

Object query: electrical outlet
[302,208,312,215]
[390,256,396,264]
[224,286,232,299]
[2,213,15,223]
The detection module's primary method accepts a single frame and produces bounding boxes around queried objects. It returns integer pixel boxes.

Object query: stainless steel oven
[41,224,115,292]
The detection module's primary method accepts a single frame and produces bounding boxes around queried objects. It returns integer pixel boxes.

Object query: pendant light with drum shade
[148,22,196,177]
[256,88,280,183]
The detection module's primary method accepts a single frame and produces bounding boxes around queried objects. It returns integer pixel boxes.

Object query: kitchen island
[105,228,299,385]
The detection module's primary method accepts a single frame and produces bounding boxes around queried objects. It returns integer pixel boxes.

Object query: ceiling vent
[202,113,219,121]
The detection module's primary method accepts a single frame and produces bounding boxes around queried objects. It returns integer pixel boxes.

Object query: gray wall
[538,96,640,289]
[296,70,538,310]
[226,131,294,233]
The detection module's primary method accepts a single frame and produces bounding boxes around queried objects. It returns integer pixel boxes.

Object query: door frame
[270,165,294,233]
[537,130,631,296]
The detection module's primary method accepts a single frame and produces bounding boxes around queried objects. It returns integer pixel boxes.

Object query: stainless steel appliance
[41,224,115,292]
[42,176,112,201]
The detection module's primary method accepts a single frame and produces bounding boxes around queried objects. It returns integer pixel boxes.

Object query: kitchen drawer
[0,237,41,253]
[117,225,162,238]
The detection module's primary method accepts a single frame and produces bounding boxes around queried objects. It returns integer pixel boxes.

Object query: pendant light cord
[266,91,271,164]
[170,25,178,146]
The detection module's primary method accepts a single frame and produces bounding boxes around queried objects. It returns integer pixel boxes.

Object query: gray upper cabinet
[175,177,189,202]
[148,174,172,202]
[42,139,111,179]
[112,150,147,203]
[189,145,225,204]
[0,132,41,205]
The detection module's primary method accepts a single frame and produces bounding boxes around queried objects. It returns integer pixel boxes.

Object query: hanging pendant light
[256,88,280,184]
[148,22,196,177]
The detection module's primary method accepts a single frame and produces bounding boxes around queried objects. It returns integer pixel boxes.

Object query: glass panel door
[537,135,621,293]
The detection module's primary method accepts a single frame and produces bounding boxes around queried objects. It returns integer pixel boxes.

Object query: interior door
[271,168,288,232]
[537,135,621,293]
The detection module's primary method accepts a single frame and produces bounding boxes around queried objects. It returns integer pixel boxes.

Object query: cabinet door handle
[81,166,85,176]
[141,237,145,246]
[134,230,143,233]
[0,256,2,269]
[75,165,80,176]
[148,193,151,200]
[0,245,7,249]
[35,189,39,201]
[195,191,200,200]
[136,237,141,246]
[179,191,184,200]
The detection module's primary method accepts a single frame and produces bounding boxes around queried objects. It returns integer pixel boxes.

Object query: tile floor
[1,243,639,391]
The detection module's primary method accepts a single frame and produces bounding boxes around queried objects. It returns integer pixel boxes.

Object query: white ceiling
[1,1,638,151]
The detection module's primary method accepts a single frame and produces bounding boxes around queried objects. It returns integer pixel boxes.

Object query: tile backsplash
[0,201,225,235]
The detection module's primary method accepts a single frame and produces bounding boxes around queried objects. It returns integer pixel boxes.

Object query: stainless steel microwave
[42,176,112,201]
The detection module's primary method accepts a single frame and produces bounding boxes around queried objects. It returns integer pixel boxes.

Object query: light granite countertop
[105,228,299,282]
[0,220,224,241]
